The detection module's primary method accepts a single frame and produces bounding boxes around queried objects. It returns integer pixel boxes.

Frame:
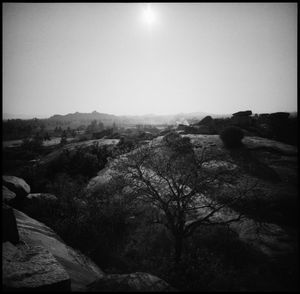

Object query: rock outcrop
[199,115,213,125]
[3,180,175,292]
[87,134,297,258]
[181,116,217,135]
[38,138,119,166]
[3,175,30,198]
[2,176,104,292]
[232,110,252,117]
[232,110,252,127]
[269,112,290,120]
[13,208,105,291]
[3,241,71,291]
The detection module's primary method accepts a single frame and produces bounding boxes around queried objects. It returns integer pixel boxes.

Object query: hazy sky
[3,3,297,117]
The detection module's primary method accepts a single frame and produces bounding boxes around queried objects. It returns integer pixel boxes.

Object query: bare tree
[113,132,256,262]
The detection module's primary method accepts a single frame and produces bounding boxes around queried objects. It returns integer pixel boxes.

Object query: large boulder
[88,272,176,292]
[13,209,105,291]
[3,241,71,291]
[258,113,270,120]
[199,115,213,125]
[269,112,290,120]
[232,110,252,117]
[231,111,253,128]
[193,116,217,133]
[2,176,30,206]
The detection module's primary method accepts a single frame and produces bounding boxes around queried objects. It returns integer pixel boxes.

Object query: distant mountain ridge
[47,111,219,125]
[50,111,118,121]
[4,110,297,125]
[3,113,48,120]
[3,110,227,127]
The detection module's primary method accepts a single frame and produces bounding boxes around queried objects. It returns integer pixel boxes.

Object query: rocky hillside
[2,176,175,292]
[86,134,298,258]
[182,111,297,146]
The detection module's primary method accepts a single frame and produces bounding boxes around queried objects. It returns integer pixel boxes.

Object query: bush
[220,126,244,148]
[115,137,137,154]
[162,132,194,156]
[21,136,43,152]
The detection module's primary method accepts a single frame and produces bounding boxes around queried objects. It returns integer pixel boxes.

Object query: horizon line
[3,109,298,120]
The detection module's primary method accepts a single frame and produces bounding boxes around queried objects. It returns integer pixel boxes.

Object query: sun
[142,4,156,25]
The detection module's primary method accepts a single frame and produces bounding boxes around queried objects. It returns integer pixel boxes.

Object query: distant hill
[47,111,216,126]
[3,113,47,120]
[49,111,118,124]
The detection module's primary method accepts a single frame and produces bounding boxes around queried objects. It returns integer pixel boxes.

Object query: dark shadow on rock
[2,203,20,244]
[228,145,281,182]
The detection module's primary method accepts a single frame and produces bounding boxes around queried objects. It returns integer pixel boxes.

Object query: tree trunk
[174,235,183,263]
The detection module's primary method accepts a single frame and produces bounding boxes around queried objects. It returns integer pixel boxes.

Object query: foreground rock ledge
[13,209,105,291]
[2,241,71,291]
[3,179,176,292]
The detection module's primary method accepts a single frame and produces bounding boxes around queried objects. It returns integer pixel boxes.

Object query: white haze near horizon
[3,3,297,118]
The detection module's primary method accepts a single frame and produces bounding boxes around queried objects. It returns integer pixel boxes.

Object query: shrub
[162,131,194,155]
[21,136,43,152]
[220,126,244,148]
[115,137,137,154]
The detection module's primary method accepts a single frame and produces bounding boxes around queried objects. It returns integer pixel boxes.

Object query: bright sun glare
[142,4,156,25]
